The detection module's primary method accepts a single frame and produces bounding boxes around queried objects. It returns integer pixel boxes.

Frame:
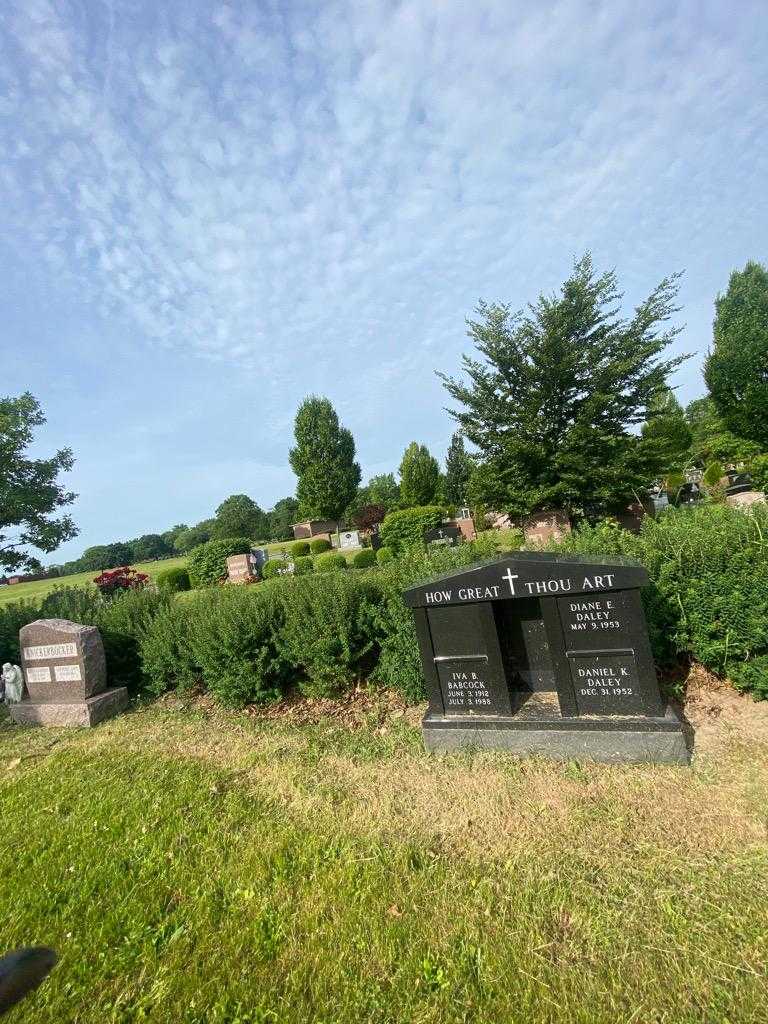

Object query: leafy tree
[443,431,473,506]
[399,442,440,507]
[212,494,269,541]
[173,519,215,553]
[0,393,78,574]
[268,497,300,541]
[705,261,768,447]
[640,390,692,474]
[79,542,132,572]
[352,504,387,531]
[161,524,188,549]
[127,533,171,562]
[289,396,361,520]
[365,473,400,511]
[439,254,686,519]
[684,397,760,466]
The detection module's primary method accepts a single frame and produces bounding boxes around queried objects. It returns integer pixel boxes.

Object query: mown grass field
[2,680,767,1023]
[0,539,364,610]
[0,557,191,609]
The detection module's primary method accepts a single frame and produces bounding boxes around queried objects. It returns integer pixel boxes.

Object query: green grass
[1,702,767,1022]
[0,540,363,610]
[0,558,191,609]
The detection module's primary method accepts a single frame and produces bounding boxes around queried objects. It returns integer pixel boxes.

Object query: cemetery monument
[8,619,128,727]
[406,551,689,763]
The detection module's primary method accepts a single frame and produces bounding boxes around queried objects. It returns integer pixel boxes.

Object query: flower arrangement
[93,566,149,597]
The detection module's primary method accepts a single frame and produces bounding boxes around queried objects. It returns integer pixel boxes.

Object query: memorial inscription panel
[20,619,106,701]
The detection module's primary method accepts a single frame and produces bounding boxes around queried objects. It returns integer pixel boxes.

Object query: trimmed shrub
[294,555,314,576]
[186,587,291,707]
[552,505,768,696]
[353,549,377,569]
[187,537,251,588]
[310,537,332,555]
[0,599,40,665]
[140,598,201,696]
[262,559,292,580]
[376,546,394,565]
[380,506,445,554]
[156,566,191,594]
[277,573,385,697]
[291,540,311,558]
[315,552,347,573]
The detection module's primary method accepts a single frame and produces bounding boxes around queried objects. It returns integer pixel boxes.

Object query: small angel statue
[1,663,24,704]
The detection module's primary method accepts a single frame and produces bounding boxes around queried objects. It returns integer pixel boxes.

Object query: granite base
[423,705,690,764]
[8,687,129,728]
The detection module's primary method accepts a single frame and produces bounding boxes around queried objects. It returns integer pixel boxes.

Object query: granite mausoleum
[405,552,689,763]
[9,618,128,727]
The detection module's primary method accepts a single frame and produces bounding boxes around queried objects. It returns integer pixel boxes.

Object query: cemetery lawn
[2,678,768,1024]
[0,557,191,609]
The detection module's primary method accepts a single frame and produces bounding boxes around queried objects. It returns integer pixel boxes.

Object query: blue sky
[2,0,767,563]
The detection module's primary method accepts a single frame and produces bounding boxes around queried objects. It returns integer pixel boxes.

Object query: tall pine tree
[289,396,361,520]
[438,255,686,519]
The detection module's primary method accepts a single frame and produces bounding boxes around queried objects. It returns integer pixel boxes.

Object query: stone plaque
[436,656,497,714]
[20,619,106,701]
[559,592,634,650]
[339,530,360,550]
[567,651,645,715]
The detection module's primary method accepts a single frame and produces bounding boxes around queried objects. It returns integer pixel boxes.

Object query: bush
[352,549,377,569]
[294,555,314,576]
[552,505,768,696]
[0,599,40,665]
[291,541,311,558]
[376,546,395,565]
[140,598,201,696]
[309,538,331,555]
[187,538,252,588]
[262,559,293,580]
[749,454,768,492]
[315,552,347,573]
[156,566,191,594]
[186,587,291,707]
[93,566,149,597]
[277,574,384,697]
[380,506,445,554]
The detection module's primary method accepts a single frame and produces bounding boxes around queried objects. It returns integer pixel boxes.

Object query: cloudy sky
[2,0,766,561]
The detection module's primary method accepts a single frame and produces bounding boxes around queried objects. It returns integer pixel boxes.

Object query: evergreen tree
[212,494,269,540]
[443,431,473,505]
[289,396,361,520]
[639,390,692,474]
[705,261,768,447]
[439,255,686,518]
[0,392,78,573]
[399,442,440,507]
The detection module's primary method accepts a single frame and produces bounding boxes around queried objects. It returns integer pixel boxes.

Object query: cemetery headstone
[424,525,461,547]
[338,530,360,550]
[8,619,128,727]
[405,552,689,763]
[226,552,260,583]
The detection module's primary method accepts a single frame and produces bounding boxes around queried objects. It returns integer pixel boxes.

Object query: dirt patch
[682,664,768,756]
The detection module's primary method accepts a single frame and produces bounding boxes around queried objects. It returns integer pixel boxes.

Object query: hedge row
[1,505,766,706]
